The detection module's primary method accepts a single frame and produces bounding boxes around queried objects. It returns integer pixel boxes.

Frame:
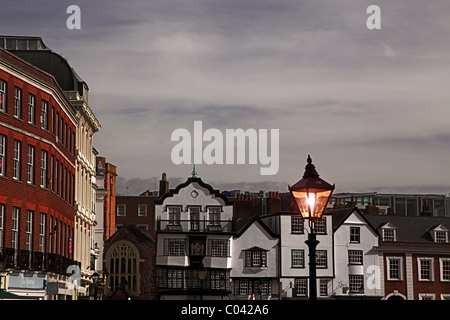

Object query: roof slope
[365,215,450,243]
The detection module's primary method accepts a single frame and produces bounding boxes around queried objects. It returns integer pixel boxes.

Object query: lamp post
[289,155,334,300]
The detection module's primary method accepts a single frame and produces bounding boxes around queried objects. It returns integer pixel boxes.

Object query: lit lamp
[289,155,334,300]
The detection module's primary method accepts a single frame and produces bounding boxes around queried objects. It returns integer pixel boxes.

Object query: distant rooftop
[0,35,48,51]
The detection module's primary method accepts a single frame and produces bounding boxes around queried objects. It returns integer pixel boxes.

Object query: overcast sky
[1,0,450,195]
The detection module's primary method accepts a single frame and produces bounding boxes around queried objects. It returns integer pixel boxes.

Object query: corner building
[0,45,78,299]
[1,36,101,298]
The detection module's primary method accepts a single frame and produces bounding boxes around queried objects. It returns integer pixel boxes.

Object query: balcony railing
[156,219,234,233]
[0,247,80,276]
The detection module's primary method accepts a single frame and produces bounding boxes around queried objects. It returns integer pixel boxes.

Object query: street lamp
[289,155,334,300]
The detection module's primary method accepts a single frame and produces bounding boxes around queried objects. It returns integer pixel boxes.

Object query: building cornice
[0,49,78,125]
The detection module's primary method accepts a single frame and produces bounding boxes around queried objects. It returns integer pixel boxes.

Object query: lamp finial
[303,154,319,178]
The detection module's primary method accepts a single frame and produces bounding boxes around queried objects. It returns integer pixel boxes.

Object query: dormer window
[383,229,396,241]
[435,231,448,243]
[380,222,397,242]
[430,225,449,243]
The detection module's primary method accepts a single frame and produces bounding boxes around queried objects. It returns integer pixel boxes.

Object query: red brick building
[116,194,158,237]
[366,215,450,300]
[0,46,78,299]
[95,155,117,242]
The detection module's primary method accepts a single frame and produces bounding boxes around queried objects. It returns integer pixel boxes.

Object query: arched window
[105,241,140,296]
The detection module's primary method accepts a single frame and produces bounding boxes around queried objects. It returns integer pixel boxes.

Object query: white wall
[333,211,381,297]
[231,220,279,278]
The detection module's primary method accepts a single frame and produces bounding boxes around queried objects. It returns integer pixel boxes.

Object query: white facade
[231,218,279,299]
[94,164,107,272]
[260,212,334,299]
[332,208,382,298]
[66,89,100,291]
[155,177,233,300]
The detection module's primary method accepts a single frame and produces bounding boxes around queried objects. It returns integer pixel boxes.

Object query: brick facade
[0,48,79,299]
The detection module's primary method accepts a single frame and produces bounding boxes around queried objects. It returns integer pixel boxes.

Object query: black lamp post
[289,155,334,300]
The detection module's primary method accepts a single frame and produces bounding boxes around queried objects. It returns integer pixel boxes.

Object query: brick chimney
[159,172,169,196]
[365,200,380,215]
[421,198,432,216]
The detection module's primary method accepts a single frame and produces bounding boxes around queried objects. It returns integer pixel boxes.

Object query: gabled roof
[243,246,269,251]
[234,215,278,238]
[428,224,448,232]
[365,215,450,243]
[155,177,232,205]
[105,223,154,246]
[331,206,379,236]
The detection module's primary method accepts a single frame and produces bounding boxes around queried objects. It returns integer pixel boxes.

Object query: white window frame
[28,93,35,125]
[41,100,48,130]
[138,204,147,216]
[0,79,6,112]
[40,150,48,188]
[117,204,126,216]
[417,257,434,281]
[418,293,435,300]
[39,213,46,253]
[14,87,21,118]
[440,258,450,282]
[26,210,33,251]
[12,207,19,263]
[27,145,35,184]
[382,228,396,241]
[386,256,403,281]
[0,134,5,177]
[13,140,21,180]
[435,231,448,243]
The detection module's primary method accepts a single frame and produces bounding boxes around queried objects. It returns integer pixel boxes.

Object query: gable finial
[191,164,197,178]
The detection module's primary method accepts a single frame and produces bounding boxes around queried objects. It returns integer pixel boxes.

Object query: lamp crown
[303,155,319,178]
